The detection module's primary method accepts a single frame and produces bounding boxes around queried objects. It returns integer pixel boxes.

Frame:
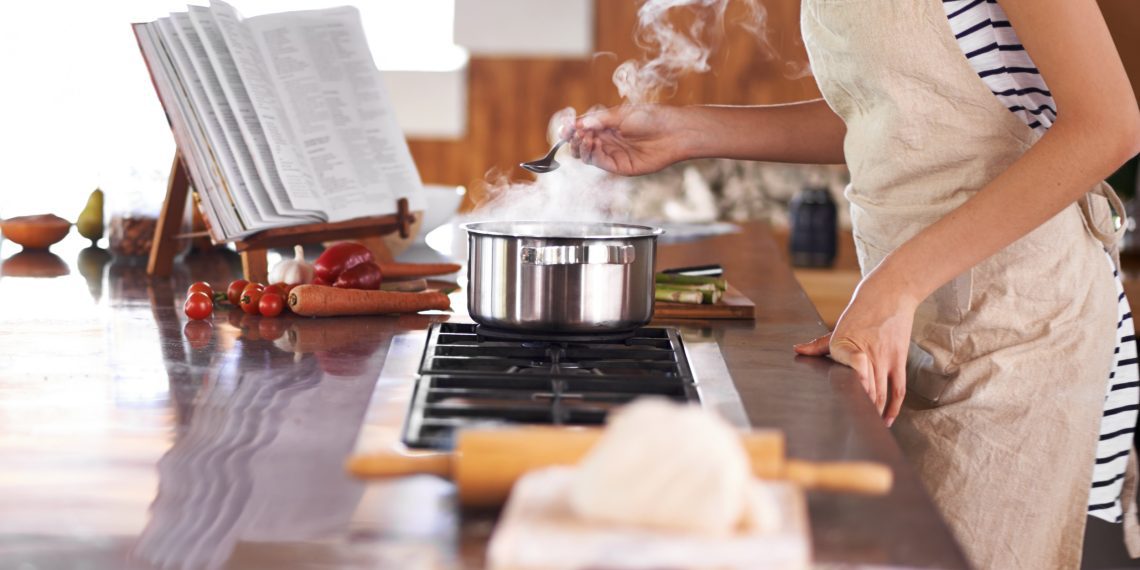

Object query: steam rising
[618,0,809,103]
[470,108,634,223]
[467,0,807,225]
[614,0,725,103]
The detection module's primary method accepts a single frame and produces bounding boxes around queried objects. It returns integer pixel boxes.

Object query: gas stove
[401,323,701,449]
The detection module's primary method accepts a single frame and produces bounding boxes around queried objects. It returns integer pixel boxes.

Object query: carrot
[378,262,462,279]
[288,284,451,317]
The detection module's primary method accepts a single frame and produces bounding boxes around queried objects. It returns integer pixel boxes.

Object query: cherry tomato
[259,293,284,317]
[241,282,265,297]
[240,283,264,315]
[184,292,214,320]
[226,279,249,305]
[187,281,213,297]
[262,284,285,298]
[183,319,214,350]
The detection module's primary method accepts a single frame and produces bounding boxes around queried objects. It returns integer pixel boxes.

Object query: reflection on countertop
[0,236,460,569]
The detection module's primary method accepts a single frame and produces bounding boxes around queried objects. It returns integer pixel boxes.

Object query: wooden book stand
[147,153,413,283]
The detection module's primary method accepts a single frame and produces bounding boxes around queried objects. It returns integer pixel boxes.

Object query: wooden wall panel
[413,0,1136,199]
[407,0,818,197]
[1099,0,1140,104]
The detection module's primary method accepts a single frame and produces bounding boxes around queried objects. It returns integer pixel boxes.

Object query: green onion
[655,273,727,291]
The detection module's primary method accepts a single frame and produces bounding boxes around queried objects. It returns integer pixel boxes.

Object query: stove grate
[401,322,699,449]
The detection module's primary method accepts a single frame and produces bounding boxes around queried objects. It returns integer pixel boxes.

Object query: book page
[207,0,324,212]
[169,11,298,229]
[134,22,241,240]
[157,16,261,231]
[245,6,425,221]
[187,7,311,220]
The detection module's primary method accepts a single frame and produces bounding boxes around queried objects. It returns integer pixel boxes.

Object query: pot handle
[520,244,636,266]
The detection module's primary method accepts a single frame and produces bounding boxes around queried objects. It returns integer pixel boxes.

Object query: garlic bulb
[269,245,314,285]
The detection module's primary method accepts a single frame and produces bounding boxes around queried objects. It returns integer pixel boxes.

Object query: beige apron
[800,0,1140,567]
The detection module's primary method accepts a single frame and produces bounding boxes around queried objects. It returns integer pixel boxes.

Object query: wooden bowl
[0,214,72,249]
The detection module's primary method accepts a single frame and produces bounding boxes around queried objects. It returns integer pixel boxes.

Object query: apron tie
[1080,180,1126,249]
[1079,181,1128,268]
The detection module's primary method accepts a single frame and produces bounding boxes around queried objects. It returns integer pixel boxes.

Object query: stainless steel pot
[463,221,664,334]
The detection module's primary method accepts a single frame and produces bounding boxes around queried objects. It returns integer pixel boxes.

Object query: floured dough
[568,398,778,535]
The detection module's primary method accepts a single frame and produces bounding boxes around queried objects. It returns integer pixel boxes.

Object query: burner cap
[473,325,637,343]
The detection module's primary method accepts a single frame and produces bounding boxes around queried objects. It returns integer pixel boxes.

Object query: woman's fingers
[793,333,832,356]
[883,353,907,427]
[830,339,874,398]
[846,349,878,406]
[829,338,908,424]
[575,107,623,134]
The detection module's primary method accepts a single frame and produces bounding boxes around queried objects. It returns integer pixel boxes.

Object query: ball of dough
[568,399,757,535]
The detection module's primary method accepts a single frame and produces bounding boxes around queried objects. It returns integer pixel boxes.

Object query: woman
[569,0,1140,567]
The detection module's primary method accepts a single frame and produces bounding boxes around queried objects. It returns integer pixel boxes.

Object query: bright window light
[0,1,458,222]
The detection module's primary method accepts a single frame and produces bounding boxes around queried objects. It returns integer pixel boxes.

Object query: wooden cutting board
[486,467,810,570]
[654,284,756,320]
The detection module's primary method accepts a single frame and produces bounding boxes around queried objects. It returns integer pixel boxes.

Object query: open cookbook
[134,1,424,242]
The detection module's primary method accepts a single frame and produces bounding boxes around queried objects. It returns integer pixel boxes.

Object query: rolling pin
[347,426,893,507]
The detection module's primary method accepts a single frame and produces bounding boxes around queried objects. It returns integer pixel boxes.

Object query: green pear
[77,188,104,244]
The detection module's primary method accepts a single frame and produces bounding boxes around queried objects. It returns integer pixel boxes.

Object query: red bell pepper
[314,242,374,283]
[333,261,383,290]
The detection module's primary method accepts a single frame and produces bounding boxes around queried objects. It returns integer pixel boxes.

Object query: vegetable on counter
[187,281,214,297]
[239,282,265,315]
[226,279,249,305]
[377,262,462,279]
[288,284,451,317]
[269,245,314,285]
[184,292,213,320]
[654,272,727,305]
[258,292,285,317]
[380,278,428,293]
[333,261,383,290]
[654,272,727,291]
[654,288,704,304]
[314,242,374,283]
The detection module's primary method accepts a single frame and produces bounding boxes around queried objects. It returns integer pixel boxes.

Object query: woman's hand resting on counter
[794,273,920,427]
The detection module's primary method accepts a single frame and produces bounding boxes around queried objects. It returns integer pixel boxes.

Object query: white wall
[454,0,594,57]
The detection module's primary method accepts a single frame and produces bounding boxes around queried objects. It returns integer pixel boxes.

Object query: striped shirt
[944,0,1139,524]
[944,0,1056,134]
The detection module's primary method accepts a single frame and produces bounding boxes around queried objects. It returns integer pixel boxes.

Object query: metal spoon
[520,140,568,174]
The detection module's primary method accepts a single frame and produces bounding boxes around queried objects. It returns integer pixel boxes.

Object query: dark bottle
[788,186,838,268]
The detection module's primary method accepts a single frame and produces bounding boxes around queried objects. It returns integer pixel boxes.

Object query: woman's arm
[683,101,848,164]
[570,99,846,175]
[796,0,1140,425]
[877,0,1140,304]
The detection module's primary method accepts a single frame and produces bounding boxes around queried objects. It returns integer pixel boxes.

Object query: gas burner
[473,325,637,344]
[401,322,699,449]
